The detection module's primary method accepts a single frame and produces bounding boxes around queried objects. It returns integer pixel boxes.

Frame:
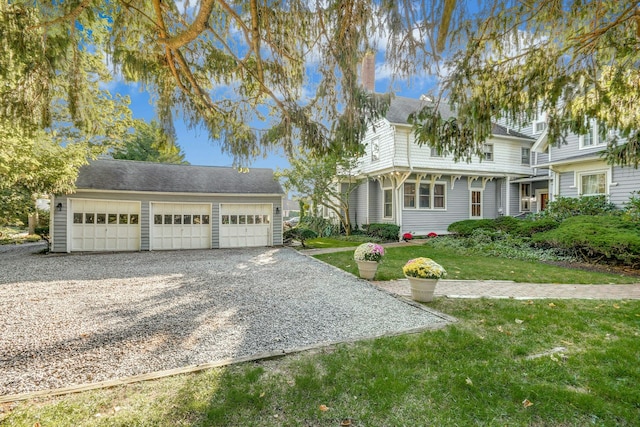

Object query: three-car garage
[52,160,284,253]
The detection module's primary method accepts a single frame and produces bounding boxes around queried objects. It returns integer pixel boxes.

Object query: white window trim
[470,189,483,218]
[521,147,531,165]
[577,169,609,196]
[403,182,417,209]
[402,180,447,211]
[383,187,393,219]
[579,119,605,149]
[482,144,494,162]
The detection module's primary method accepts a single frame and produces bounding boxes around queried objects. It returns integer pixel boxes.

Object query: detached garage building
[50,159,285,252]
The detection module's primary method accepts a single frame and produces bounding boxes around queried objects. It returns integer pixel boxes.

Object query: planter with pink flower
[353,242,385,280]
[402,257,447,302]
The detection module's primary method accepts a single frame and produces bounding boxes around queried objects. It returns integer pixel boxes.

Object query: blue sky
[115,60,438,171]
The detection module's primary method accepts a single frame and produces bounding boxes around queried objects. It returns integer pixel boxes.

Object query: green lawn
[3,299,639,426]
[314,245,639,284]
[301,237,363,249]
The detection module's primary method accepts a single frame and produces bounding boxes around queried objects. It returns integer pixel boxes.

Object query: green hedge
[532,215,640,267]
[364,223,400,242]
[537,195,619,222]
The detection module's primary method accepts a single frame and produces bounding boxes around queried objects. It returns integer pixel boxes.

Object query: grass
[2,299,639,426]
[314,244,640,284]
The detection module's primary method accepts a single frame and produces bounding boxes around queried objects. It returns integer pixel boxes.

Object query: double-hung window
[483,144,494,161]
[403,183,416,208]
[419,183,430,208]
[383,188,393,218]
[579,172,607,196]
[521,147,531,165]
[580,119,603,149]
[403,182,446,210]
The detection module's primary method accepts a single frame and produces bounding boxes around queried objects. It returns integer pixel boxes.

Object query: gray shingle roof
[76,159,284,194]
[386,96,533,140]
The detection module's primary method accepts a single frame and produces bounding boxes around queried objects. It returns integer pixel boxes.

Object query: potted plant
[402,257,447,302]
[353,242,385,280]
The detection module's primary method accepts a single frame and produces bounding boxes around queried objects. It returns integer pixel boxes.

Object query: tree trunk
[28,212,38,235]
[28,195,39,235]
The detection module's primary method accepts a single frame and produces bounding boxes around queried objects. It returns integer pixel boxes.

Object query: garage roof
[76,159,285,194]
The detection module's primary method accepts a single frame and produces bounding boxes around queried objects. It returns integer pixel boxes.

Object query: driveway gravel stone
[0,244,450,397]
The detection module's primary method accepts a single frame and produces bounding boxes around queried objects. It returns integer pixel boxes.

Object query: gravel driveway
[0,244,450,397]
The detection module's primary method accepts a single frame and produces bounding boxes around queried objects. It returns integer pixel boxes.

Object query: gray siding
[559,172,579,198]
[51,198,67,253]
[509,182,521,216]
[53,191,282,252]
[140,201,150,251]
[368,180,382,224]
[348,183,368,230]
[611,166,640,207]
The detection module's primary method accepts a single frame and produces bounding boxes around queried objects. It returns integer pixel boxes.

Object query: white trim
[382,186,394,220]
[576,169,609,196]
[401,180,448,211]
[535,189,549,212]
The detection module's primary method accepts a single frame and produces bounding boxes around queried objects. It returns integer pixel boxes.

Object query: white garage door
[220,204,272,248]
[151,203,212,250]
[70,199,140,252]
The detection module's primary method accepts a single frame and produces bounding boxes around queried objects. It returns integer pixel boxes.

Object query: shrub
[532,215,640,267]
[623,191,640,223]
[283,227,318,248]
[515,218,559,237]
[447,219,495,237]
[537,195,619,222]
[492,216,522,234]
[300,216,340,237]
[364,223,400,242]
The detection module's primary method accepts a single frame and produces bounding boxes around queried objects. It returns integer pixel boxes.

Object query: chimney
[361,51,375,92]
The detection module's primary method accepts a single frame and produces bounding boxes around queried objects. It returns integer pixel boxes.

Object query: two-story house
[347,95,536,236]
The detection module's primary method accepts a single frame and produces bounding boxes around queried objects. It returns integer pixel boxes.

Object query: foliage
[402,257,447,279]
[447,219,496,237]
[623,191,640,223]
[536,196,619,222]
[6,2,640,169]
[363,223,400,242]
[277,149,363,236]
[353,242,385,262]
[112,120,188,164]
[434,2,640,168]
[283,227,317,248]
[299,216,341,238]
[532,215,640,268]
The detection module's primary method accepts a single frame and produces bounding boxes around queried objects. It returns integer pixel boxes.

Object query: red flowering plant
[402,232,413,242]
[427,232,438,238]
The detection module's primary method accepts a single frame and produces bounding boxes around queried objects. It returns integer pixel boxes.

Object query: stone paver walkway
[374,279,640,300]
[301,244,640,300]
